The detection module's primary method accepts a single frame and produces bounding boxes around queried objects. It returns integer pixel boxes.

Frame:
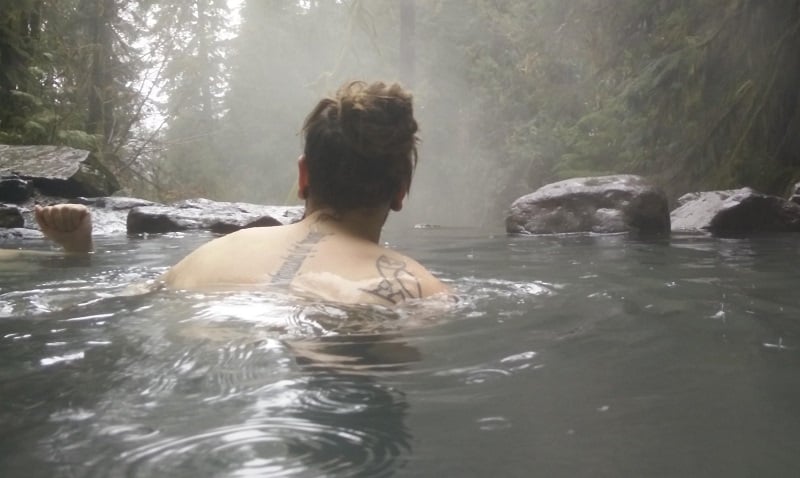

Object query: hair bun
[336,81,418,159]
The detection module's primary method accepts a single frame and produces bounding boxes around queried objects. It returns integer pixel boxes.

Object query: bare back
[164,214,447,305]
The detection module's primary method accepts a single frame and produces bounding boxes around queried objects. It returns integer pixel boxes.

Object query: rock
[413,223,442,229]
[506,175,670,235]
[0,204,40,242]
[790,182,800,205]
[71,196,158,210]
[209,215,283,234]
[127,198,303,234]
[0,227,43,242]
[68,196,161,234]
[0,193,304,239]
[0,176,34,203]
[0,144,119,197]
[670,188,800,235]
[0,205,24,228]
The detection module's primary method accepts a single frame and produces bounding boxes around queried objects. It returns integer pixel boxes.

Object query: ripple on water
[290,374,406,414]
[432,349,541,387]
[458,277,560,301]
[101,418,403,478]
[40,290,419,478]
[76,372,410,478]
[476,416,511,431]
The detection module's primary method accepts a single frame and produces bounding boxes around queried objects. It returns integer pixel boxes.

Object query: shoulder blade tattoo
[361,255,423,304]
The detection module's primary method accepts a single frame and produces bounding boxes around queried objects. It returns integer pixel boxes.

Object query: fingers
[34,205,46,229]
[34,204,89,233]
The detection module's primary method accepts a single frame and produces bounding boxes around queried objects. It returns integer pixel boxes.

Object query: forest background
[2,0,800,227]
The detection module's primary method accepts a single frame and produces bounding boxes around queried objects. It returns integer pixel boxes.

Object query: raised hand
[34,204,93,253]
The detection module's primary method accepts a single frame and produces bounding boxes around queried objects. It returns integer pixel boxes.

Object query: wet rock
[5,196,161,236]
[66,196,161,234]
[209,215,283,234]
[0,205,24,228]
[670,188,800,235]
[790,182,800,206]
[127,198,303,234]
[506,175,670,235]
[0,144,119,197]
[0,203,41,242]
[0,227,43,242]
[71,196,158,210]
[0,177,34,203]
[413,223,442,229]
[1,193,303,239]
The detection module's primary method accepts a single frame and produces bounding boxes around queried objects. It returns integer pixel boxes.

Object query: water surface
[1,229,799,477]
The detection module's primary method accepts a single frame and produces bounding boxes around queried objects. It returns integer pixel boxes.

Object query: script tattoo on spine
[361,255,422,304]
[270,229,328,285]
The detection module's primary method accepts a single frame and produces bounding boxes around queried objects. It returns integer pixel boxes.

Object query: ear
[297,155,310,199]
[390,187,406,211]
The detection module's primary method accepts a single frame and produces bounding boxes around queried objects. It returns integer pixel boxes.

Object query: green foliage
[0,0,153,188]
[152,0,232,200]
[3,0,800,220]
[56,130,100,150]
[548,0,800,198]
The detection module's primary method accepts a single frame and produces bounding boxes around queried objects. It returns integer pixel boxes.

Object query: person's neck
[302,201,389,244]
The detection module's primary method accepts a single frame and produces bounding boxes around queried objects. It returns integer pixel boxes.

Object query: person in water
[32,80,448,305]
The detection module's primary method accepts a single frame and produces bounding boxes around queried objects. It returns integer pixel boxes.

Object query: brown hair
[301,80,419,211]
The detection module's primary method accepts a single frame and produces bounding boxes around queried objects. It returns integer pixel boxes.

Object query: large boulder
[0,144,119,197]
[127,198,303,234]
[670,188,800,235]
[506,175,670,235]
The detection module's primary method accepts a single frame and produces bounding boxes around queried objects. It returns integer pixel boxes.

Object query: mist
[4,1,800,227]
[200,0,504,228]
[140,0,537,228]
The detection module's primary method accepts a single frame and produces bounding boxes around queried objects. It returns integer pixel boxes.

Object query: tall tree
[399,0,415,87]
[220,0,331,203]
[0,0,152,162]
[152,0,231,199]
[82,0,116,145]
[0,1,46,142]
[553,0,800,196]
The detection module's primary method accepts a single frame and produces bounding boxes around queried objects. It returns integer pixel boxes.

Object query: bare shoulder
[358,249,449,304]
[165,226,293,288]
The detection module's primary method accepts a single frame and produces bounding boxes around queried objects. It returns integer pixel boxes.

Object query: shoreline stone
[670,188,800,235]
[0,194,303,241]
[0,144,119,198]
[506,174,670,236]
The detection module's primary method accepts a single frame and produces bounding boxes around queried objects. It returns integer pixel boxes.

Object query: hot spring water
[1,229,799,477]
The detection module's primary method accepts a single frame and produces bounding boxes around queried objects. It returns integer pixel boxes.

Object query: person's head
[300,80,418,213]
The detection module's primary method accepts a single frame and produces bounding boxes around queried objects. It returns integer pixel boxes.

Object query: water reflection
[24,293,417,477]
[5,231,800,477]
[291,334,422,372]
[284,337,415,477]
[108,335,416,477]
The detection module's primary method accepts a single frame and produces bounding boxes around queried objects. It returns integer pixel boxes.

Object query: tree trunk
[86,0,116,150]
[196,0,215,121]
[399,0,415,88]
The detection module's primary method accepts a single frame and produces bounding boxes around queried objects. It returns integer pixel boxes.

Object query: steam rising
[159,1,500,228]
[158,1,800,227]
